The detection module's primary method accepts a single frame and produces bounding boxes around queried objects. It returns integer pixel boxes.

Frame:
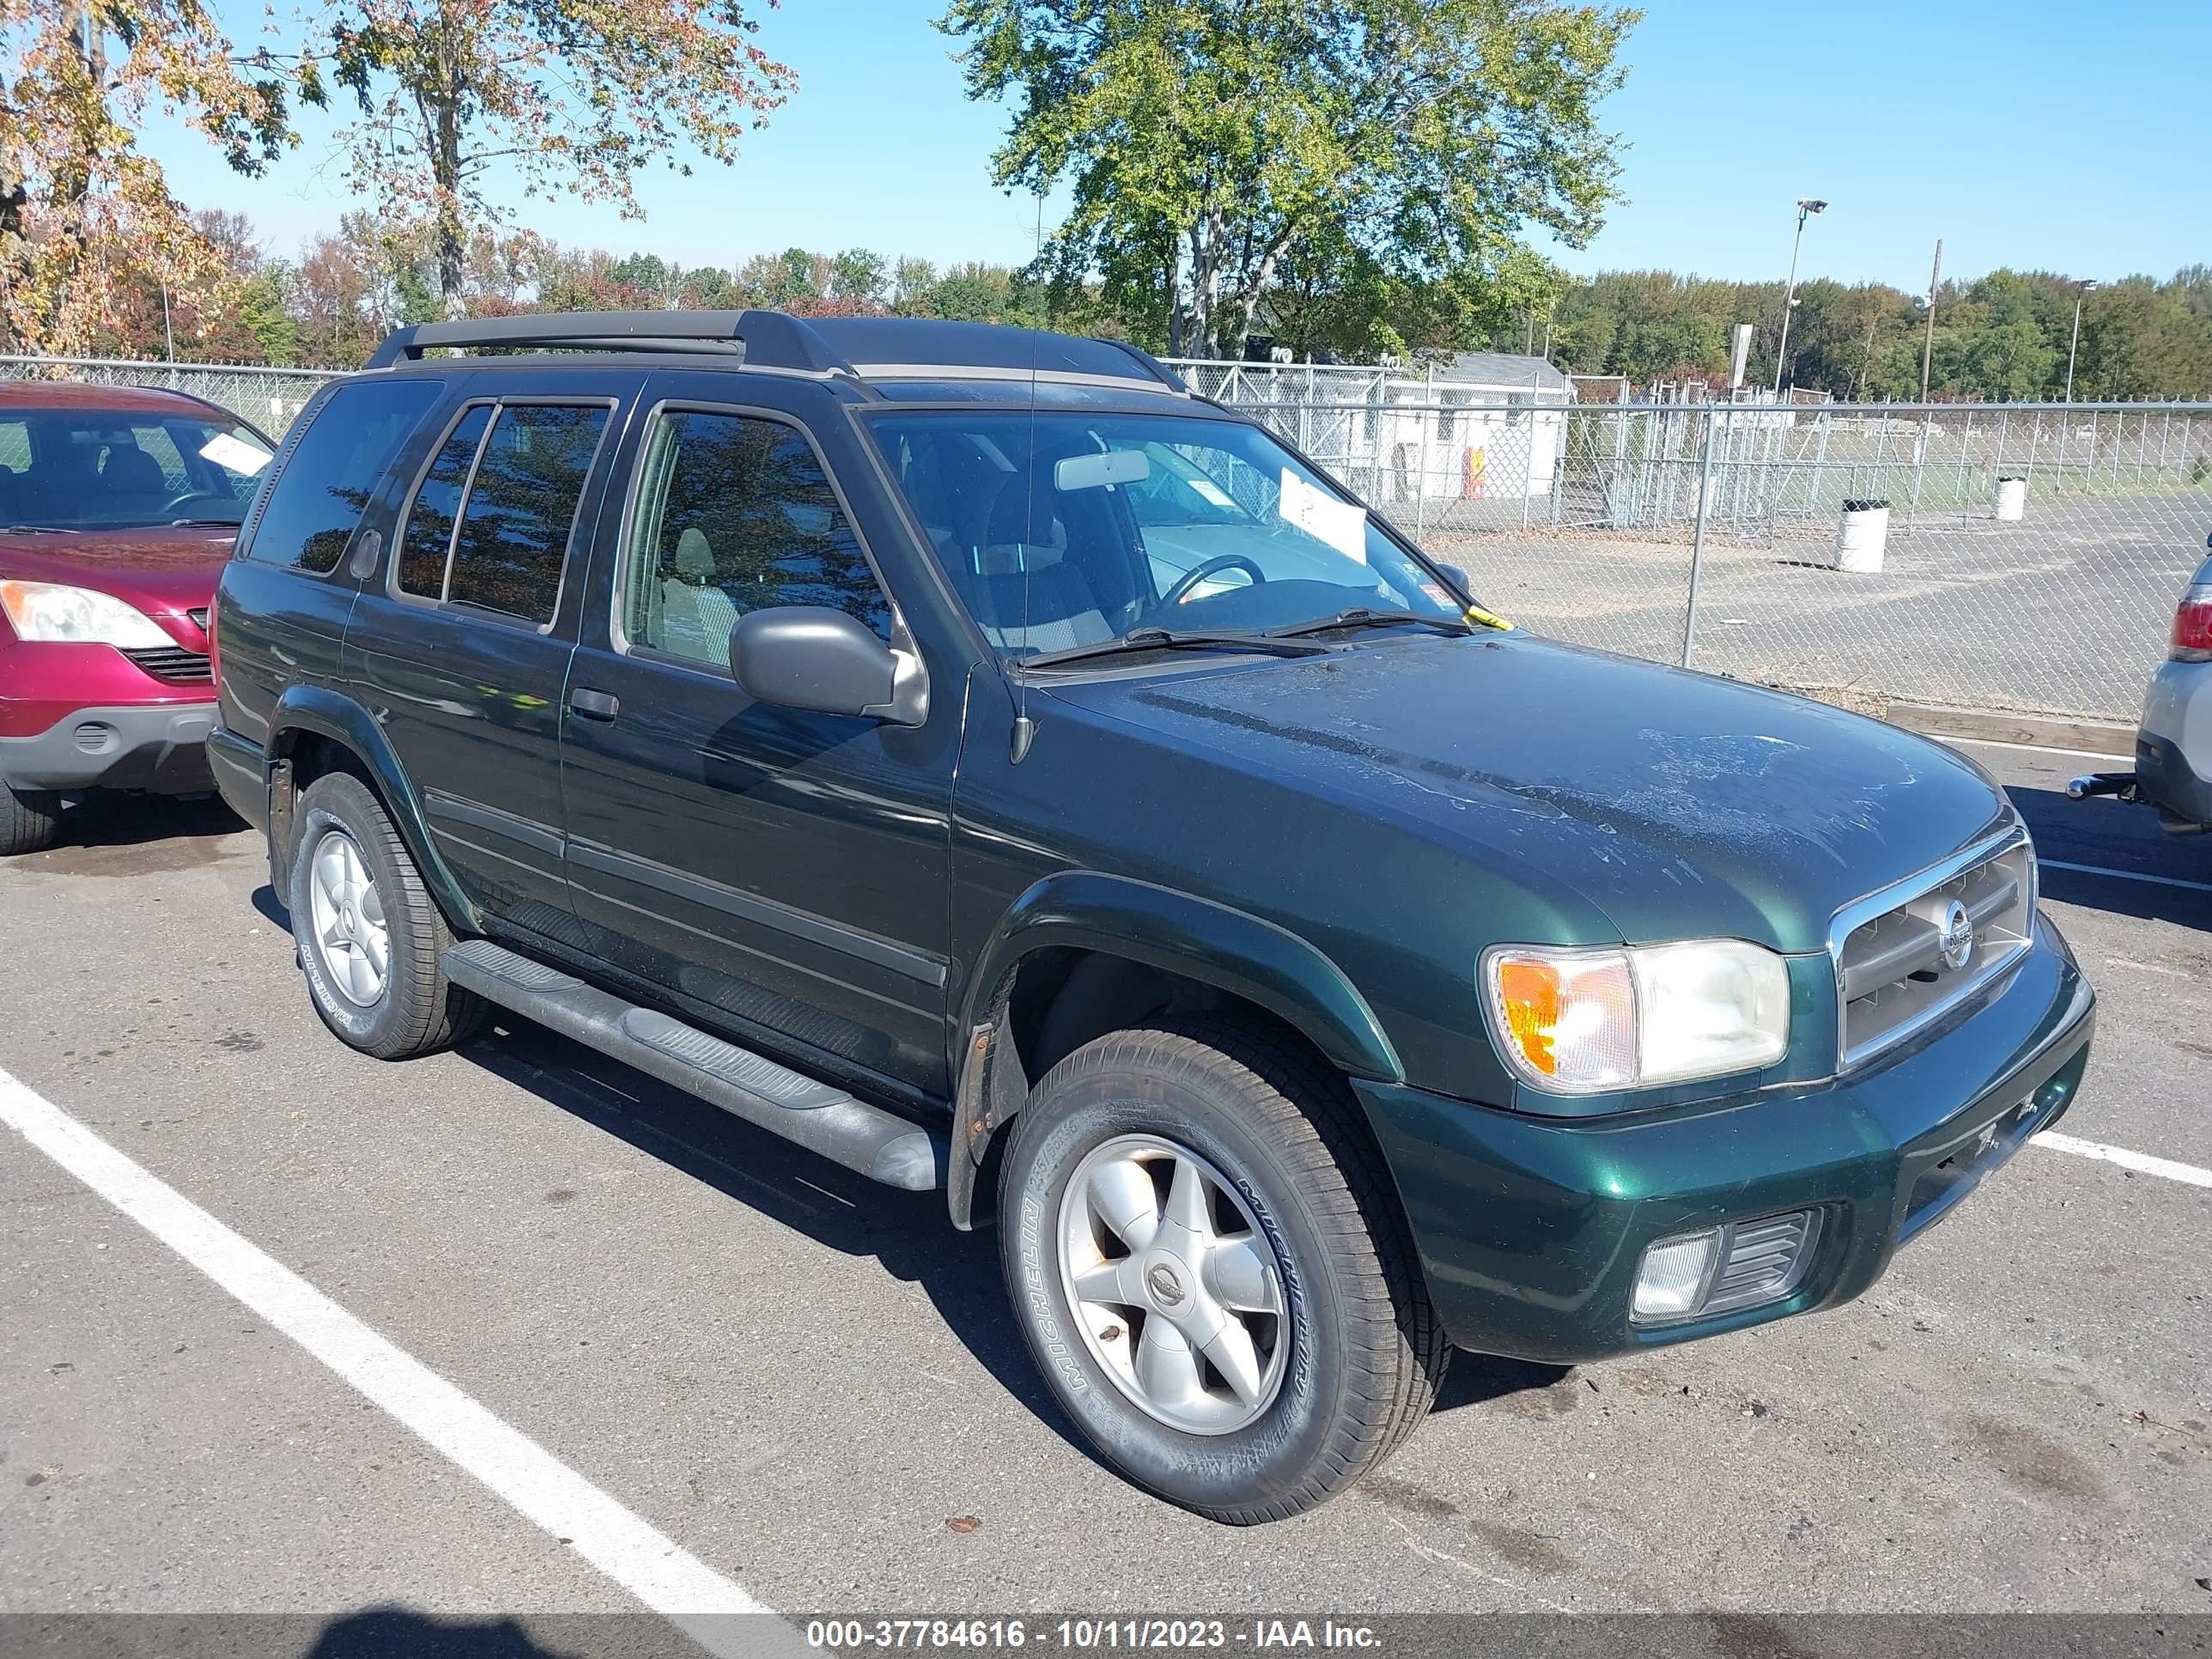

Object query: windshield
[864,409,1465,660]
[0,407,276,532]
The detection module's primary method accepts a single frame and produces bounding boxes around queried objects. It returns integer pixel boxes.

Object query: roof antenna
[1010,185,1044,765]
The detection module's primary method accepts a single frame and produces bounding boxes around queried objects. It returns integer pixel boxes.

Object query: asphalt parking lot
[3,736,2208,1644]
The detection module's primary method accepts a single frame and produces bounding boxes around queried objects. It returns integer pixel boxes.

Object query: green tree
[296,0,793,308]
[939,0,1635,357]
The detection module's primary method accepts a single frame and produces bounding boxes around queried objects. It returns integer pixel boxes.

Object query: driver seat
[100,443,168,510]
[956,463,1115,654]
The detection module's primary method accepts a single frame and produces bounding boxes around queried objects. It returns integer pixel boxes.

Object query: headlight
[0,580,173,647]
[1483,939,1790,1093]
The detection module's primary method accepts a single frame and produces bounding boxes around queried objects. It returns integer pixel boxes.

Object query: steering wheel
[161,489,227,517]
[1159,554,1268,609]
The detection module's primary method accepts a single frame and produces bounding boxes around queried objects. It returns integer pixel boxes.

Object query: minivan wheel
[1000,1019,1448,1524]
[0,783,63,856]
[288,773,486,1060]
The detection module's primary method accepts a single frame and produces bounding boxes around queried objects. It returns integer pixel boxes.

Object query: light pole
[1917,238,1942,403]
[1771,198,1826,398]
[2064,279,2099,403]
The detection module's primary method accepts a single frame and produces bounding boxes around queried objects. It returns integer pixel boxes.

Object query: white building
[1374,352,1573,505]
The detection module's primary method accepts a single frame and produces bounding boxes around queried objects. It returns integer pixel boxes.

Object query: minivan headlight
[0,580,172,647]
[1483,939,1790,1093]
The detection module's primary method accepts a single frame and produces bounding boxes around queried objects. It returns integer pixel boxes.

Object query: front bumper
[1354,915,2094,1363]
[0,702,217,795]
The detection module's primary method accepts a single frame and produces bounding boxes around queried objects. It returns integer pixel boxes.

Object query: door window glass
[446,404,608,623]
[623,410,889,669]
[396,405,490,599]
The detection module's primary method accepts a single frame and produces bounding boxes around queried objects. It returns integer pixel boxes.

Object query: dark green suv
[210,311,2095,1523]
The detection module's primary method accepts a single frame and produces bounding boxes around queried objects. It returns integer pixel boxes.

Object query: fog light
[1632,1228,1718,1322]
[1632,1210,1823,1327]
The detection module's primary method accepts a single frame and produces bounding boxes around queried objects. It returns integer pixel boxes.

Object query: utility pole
[1917,239,1942,403]
[2064,278,2099,402]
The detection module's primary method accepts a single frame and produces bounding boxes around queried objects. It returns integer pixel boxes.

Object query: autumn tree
[939,0,1635,357]
[295,0,795,310]
[0,0,291,352]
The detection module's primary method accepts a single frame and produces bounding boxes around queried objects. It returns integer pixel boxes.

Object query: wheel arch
[946,871,1404,1229]
[265,685,480,935]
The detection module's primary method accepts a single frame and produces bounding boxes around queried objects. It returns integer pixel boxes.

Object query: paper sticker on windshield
[1279,470,1368,563]
[199,433,271,476]
[1188,476,1236,509]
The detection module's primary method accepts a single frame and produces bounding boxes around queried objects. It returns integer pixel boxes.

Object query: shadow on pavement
[56,791,246,849]
[304,1607,585,1657]
[453,1017,1085,1461]
[2002,782,2212,930]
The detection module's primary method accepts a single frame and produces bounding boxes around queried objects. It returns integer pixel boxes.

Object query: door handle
[569,687,620,723]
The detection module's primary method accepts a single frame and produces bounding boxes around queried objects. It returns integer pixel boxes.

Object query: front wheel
[999,1019,1447,1523]
[0,783,63,856]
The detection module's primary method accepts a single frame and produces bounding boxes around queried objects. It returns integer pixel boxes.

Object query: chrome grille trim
[1830,825,2037,1071]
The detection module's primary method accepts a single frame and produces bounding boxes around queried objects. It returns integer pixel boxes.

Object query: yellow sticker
[1463,603,1514,632]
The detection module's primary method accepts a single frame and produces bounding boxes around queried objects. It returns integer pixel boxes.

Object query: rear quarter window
[243,379,442,572]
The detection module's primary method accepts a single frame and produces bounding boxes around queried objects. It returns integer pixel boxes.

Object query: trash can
[1834,499,1889,574]
[1994,476,2027,522]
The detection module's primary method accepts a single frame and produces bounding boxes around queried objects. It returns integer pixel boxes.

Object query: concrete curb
[1790,687,2135,758]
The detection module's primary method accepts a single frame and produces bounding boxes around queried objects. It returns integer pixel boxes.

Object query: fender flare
[946,871,1402,1227]
[265,684,482,934]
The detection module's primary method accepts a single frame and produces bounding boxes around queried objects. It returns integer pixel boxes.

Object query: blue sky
[144,0,2209,290]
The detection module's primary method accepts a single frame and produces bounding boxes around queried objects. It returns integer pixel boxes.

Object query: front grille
[1833,833,2035,1068]
[122,645,213,684]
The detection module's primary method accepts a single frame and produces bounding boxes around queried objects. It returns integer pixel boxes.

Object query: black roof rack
[364,309,849,374]
[364,309,1187,395]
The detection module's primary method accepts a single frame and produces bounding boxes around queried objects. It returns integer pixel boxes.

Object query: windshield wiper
[169,517,244,527]
[1019,627,1331,669]
[0,524,81,535]
[1265,607,1473,641]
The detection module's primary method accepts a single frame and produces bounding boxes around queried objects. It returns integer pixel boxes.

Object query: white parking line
[2033,1131,2212,1189]
[0,1066,792,1658]
[2039,859,2212,895]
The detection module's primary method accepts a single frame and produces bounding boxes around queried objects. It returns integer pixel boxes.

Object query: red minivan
[0,381,277,854]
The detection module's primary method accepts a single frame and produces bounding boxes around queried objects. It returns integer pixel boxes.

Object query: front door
[343,380,623,942]
[559,381,960,1099]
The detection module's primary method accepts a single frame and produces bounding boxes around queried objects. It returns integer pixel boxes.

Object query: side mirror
[1437,562,1470,591]
[728,606,924,725]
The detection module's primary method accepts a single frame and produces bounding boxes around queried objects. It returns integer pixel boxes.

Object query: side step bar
[445,939,945,1191]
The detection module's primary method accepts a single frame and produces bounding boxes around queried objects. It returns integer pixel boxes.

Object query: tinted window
[396,405,491,599]
[444,404,608,624]
[623,410,888,670]
[247,380,440,570]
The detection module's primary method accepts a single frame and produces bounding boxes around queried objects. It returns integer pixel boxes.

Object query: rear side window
[246,379,441,572]
[392,401,608,625]
[447,405,608,623]
[396,407,491,599]
[622,410,889,670]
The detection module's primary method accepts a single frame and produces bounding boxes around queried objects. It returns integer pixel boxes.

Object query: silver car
[2072,532,2212,834]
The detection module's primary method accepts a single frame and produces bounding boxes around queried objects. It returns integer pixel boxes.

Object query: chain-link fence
[1215,385,2211,724]
[0,355,341,440]
[11,351,2206,723]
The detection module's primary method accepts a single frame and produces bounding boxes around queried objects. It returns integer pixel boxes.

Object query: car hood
[0,526,234,614]
[1042,630,2015,953]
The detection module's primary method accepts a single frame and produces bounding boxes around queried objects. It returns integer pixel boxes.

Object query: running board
[445,939,944,1191]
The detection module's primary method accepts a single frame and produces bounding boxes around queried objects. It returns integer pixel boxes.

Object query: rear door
[341,374,627,941]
